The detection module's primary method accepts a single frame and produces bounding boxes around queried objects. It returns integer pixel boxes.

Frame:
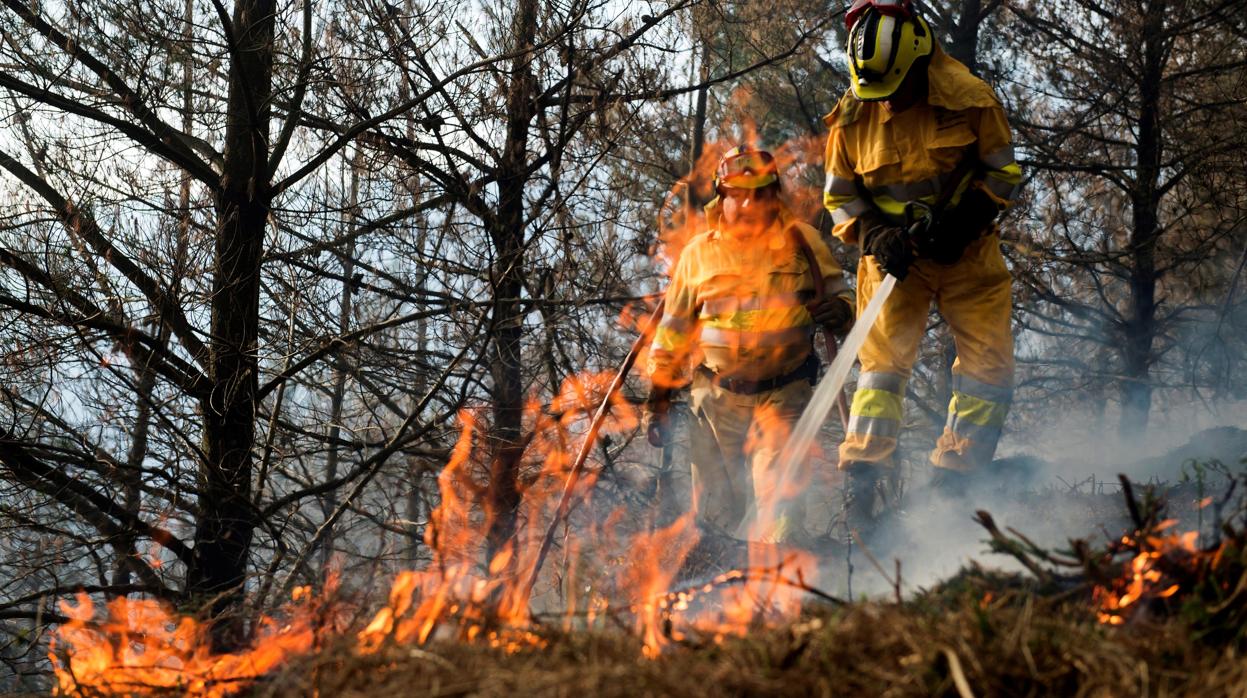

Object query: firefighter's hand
[807,297,854,333]
[860,220,914,281]
[644,389,672,448]
[927,188,1000,264]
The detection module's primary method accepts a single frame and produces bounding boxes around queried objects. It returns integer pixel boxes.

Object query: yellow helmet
[846,7,933,101]
[713,146,779,192]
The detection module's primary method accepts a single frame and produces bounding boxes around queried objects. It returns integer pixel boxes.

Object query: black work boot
[842,462,883,539]
[930,451,973,499]
[930,468,970,498]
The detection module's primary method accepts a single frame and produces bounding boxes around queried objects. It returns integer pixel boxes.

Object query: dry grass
[253,578,1246,698]
[248,470,1247,698]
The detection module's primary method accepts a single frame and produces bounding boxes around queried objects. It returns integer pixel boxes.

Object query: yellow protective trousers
[839,234,1014,472]
[687,369,813,541]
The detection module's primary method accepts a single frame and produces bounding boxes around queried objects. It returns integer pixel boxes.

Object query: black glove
[806,296,854,333]
[925,188,1000,265]
[859,213,914,280]
[644,388,672,448]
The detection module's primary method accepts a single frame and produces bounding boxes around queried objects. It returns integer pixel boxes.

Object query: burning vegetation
[34,118,1247,697]
[44,363,820,695]
[45,453,1247,697]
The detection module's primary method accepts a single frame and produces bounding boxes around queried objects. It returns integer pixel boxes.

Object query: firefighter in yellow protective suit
[645,147,855,543]
[823,1,1023,530]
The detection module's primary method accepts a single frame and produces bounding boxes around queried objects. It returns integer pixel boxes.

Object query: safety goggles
[716,149,779,190]
[845,0,913,29]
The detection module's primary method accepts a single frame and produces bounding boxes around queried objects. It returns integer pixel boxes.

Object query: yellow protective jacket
[822,45,1022,245]
[821,46,1021,472]
[648,201,854,388]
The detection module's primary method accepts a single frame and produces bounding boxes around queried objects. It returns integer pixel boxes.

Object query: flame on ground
[50,368,818,696]
[51,579,341,698]
[49,109,835,697]
[1093,520,1200,625]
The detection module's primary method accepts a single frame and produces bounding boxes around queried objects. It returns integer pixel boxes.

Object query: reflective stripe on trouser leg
[842,252,936,468]
[839,371,906,467]
[930,236,1015,471]
[935,373,1012,470]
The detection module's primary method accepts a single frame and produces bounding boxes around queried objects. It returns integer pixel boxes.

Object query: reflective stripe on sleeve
[984,175,1019,201]
[657,314,697,334]
[829,198,871,225]
[869,195,909,224]
[824,174,856,196]
[981,144,1016,170]
[651,325,689,352]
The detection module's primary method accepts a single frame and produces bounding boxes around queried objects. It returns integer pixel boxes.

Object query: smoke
[811,402,1247,599]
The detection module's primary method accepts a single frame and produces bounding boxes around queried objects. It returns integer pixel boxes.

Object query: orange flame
[51,102,834,697]
[654,94,827,269]
[51,578,341,697]
[1094,528,1199,625]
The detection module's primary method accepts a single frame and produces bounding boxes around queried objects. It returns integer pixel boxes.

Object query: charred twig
[895,559,903,606]
[1005,526,1082,568]
[655,561,847,614]
[793,566,846,607]
[850,529,901,602]
[1119,474,1145,530]
[974,511,1053,585]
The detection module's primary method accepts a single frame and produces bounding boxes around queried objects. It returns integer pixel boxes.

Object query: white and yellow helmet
[846,1,933,101]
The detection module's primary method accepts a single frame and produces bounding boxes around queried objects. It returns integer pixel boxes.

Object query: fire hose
[791,232,851,431]
[528,166,973,586]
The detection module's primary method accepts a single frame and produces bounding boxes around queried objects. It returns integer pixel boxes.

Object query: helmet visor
[717,149,779,190]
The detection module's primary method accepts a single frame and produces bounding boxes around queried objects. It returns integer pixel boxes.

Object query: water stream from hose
[740,273,898,539]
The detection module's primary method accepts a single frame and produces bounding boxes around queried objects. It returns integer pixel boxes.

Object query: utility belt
[698,352,819,395]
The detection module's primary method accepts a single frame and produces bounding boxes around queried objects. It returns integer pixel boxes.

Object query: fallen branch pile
[978,470,1247,643]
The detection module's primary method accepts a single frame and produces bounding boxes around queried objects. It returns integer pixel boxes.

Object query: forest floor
[253,432,1247,698]
[38,428,1247,698]
[256,565,1247,697]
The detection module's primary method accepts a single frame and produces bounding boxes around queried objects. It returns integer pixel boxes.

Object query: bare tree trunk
[485,0,539,566]
[687,17,710,210]
[944,0,985,74]
[1119,0,1166,436]
[399,0,430,562]
[113,363,156,588]
[190,0,275,650]
[321,150,361,571]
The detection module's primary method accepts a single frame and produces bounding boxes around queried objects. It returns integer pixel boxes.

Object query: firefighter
[823,0,1023,531]
[644,146,856,543]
